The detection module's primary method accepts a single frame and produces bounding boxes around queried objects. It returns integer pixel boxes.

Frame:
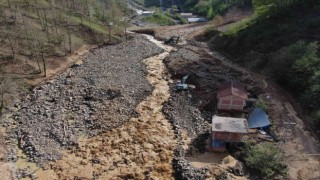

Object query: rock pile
[3,35,163,166]
[173,158,209,180]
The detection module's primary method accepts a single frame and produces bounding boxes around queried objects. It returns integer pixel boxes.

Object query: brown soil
[265,86,320,179]
[27,45,97,86]
[0,127,13,180]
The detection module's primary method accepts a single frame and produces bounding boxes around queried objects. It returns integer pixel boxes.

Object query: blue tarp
[212,140,226,148]
[248,108,271,129]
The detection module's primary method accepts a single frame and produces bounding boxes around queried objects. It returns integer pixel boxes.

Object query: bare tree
[7,0,13,17]
[42,8,51,42]
[32,41,42,73]
[4,14,16,59]
[20,11,33,56]
[49,2,59,40]
[38,40,47,77]
[65,16,72,53]
[0,77,14,115]
[85,0,92,29]
[34,0,47,33]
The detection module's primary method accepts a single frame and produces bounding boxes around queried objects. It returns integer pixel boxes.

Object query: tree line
[0,0,131,74]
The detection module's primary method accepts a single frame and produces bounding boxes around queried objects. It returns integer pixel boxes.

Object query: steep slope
[0,0,130,178]
[203,0,320,127]
[0,0,129,77]
[0,0,134,120]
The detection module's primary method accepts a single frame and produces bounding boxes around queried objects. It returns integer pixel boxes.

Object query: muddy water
[47,35,178,179]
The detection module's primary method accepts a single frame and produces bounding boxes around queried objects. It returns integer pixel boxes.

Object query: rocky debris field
[1,35,163,167]
[49,39,178,179]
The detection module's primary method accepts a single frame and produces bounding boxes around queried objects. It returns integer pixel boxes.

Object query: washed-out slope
[3,35,163,166]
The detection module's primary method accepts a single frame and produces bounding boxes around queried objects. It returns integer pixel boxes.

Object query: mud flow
[49,35,178,179]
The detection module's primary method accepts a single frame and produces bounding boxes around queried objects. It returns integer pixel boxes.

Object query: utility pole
[159,0,162,10]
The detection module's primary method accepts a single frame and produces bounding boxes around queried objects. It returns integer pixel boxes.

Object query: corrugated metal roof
[217,82,248,99]
[212,116,249,133]
[142,11,155,14]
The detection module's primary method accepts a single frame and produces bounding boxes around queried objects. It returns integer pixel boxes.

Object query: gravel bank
[2,35,163,166]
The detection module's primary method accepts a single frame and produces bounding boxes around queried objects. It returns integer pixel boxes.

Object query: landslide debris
[2,35,163,167]
[49,35,177,179]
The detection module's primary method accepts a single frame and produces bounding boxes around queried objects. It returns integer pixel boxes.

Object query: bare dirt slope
[4,35,163,167]
[0,127,13,180]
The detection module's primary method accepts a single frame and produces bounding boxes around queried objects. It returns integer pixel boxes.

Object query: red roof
[217,82,248,99]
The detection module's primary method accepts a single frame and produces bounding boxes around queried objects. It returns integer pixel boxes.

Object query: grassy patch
[224,5,269,36]
[142,12,175,26]
[70,16,109,35]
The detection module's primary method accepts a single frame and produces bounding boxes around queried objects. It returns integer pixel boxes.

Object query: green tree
[244,143,287,178]
[292,42,319,77]
[207,6,214,19]
[305,70,320,109]
[267,41,319,89]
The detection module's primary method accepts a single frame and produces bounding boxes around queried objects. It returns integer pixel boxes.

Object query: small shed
[217,82,248,111]
[142,11,155,16]
[187,17,207,23]
[248,108,271,130]
[211,116,249,151]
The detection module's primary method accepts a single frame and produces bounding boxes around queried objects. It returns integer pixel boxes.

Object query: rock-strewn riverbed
[2,35,163,167]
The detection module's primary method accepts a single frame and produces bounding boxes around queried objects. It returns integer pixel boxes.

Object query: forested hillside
[0,0,130,76]
[0,0,131,115]
[204,0,320,127]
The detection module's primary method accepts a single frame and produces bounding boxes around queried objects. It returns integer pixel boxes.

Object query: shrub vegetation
[244,143,287,178]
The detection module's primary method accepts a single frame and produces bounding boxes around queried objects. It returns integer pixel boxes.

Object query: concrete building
[211,116,249,151]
